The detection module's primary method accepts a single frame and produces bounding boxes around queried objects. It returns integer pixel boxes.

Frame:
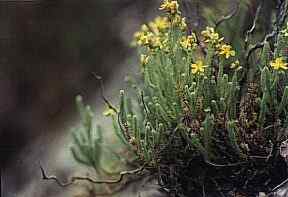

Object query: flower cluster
[133,16,171,49]
[201,27,224,44]
[71,2,288,197]
[133,25,152,46]
[133,0,189,73]
[270,57,288,71]
[159,0,186,30]
[148,16,170,34]
[172,14,187,30]
[133,1,242,76]
[180,33,197,51]
[219,44,236,59]
[201,26,236,60]
[191,60,207,74]
[159,0,180,15]
[230,60,242,70]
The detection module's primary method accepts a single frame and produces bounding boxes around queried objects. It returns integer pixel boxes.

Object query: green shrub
[71,1,288,196]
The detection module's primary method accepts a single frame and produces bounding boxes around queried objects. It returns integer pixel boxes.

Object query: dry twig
[245,0,288,62]
[92,73,118,113]
[40,162,146,187]
[215,1,240,29]
[244,1,263,50]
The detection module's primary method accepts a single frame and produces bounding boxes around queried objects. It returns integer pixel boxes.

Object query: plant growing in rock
[42,0,288,196]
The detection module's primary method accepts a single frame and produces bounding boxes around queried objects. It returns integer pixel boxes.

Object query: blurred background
[0,1,160,196]
[0,0,266,196]
[0,0,155,167]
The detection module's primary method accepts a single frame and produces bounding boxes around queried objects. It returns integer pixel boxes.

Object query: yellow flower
[149,16,170,34]
[270,57,288,71]
[172,15,187,30]
[219,44,236,59]
[180,33,197,50]
[154,35,164,48]
[201,27,214,37]
[201,26,223,44]
[133,24,153,46]
[133,30,154,47]
[103,106,117,117]
[230,60,242,70]
[141,24,149,32]
[133,31,147,46]
[140,54,150,65]
[159,0,179,14]
[191,60,207,74]
[133,31,142,41]
[133,21,168,49]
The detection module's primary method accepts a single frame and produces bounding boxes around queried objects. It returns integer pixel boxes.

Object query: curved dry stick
[244,1,263,50]
[246,0,288,62]
[91,73,128,140]
[40,163,146,187]
[204,159,247,168]
[245,31,276,62]
[215,1,240,29]
[92,73,118,113]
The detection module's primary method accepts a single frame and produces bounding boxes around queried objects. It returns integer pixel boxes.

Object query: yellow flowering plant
[148,16,170,34]
[201,26,224,44]
[191,60,207,74]
[159,0,180,15]
[270,57,288,71]
[180,33,197,51]
[129,0,288,192]
[218,44,236,59]
[43,1,288,197]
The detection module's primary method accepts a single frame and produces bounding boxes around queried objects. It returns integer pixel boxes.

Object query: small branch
[245,31,276,62]
[140,91,149,116]
[92,73,118,113]
[202,181,206,197]
[269,177,288,193]
[248,142,274,161]
[245,0,288,62]
[204,159,246,168]
[265,141,275,162]
[215,1,240,29]
[244,1,263,50]
[40,163,146,187]
[195,31,207,56]
[249,155,268,160]
[263,125,275,131]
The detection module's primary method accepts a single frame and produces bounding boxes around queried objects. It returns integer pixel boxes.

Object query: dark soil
[155,129,288,197]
